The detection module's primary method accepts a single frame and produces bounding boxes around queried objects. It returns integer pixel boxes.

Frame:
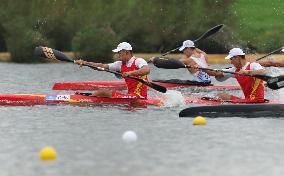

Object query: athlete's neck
[240,59,247,67]
[187,50,201,58]
[122,56,133,64]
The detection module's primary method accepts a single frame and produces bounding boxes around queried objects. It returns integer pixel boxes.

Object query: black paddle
[153,57,284,90]
[256,47,284,89]
[256,47,283,61]
[154,24,224,58]
[266,75,284,90]
[34,46,167,93]
[222,47,283,70]
[152,57,272,81]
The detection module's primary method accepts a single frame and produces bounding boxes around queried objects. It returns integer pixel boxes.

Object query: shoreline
[0,52,283,64]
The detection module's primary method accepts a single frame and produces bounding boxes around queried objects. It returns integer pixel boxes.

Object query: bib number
[45,95,70,101]
[56,95,70,100]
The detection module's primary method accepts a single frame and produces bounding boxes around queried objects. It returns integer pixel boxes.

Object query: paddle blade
[34,46,74,63]
[267,75,284,90]
[153,57,185,69]
[194,24,224,42]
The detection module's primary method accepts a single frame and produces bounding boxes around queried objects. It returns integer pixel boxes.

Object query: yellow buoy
[193,116,207,125]
[39,146,57,160]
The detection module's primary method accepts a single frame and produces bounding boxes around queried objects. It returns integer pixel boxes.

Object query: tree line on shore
[0,0,282,62]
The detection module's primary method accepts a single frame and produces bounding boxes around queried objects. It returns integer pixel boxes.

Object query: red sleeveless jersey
[235,63,264,101]
[121,58,148,98]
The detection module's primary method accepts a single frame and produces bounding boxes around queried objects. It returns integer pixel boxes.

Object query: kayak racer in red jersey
[202,48,267,103]
[74,42,150,99]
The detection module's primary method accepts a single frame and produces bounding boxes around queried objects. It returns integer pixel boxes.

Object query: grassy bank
[1,52,283,64]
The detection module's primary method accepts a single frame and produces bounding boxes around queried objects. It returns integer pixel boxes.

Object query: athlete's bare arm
[74,60,110,69]
[258,60,284,67]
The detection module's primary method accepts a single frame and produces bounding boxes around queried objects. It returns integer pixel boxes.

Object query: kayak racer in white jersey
[179,40,211,83]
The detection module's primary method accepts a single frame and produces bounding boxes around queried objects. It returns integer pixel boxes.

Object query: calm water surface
[0,63,284,176]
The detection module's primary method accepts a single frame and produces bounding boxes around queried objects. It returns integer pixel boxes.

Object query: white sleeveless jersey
[190,54,211,83]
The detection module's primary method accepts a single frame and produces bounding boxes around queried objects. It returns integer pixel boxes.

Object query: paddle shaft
[223,47,283,70]
[152,56,271,81]
[162,47,280,61]
[256,47,283,61]
[82,63,147,83]
[152,55,283,89]
[184,65,271,81]
[54,58,122,76]
[183,70,283,90]
[35,46,167,93]
[159,24,224,57]
[77,63,167,93]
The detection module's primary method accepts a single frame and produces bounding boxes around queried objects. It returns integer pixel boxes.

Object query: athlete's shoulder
[134,57,148,66]
[134,57,146,62]
[196,48,206,54]
[249,62,264,70]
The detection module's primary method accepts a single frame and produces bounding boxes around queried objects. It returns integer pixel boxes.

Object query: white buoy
[122,131,137,142]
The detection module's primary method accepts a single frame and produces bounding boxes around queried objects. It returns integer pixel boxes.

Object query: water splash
[156,90,185,107]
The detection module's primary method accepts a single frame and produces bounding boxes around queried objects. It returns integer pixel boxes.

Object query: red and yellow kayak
[52,80,240,91]
[0,94,279,106]
[0,94,162,106]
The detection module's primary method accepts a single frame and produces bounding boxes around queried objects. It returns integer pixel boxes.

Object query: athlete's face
[183,48,194,57]
[117,50,130,62]
[230,56,242,68]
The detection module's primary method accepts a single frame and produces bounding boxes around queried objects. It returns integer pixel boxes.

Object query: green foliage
[6,30,49,63]
[4,16,50,62]
[232,0,284,52]
[72,23,118,62]
[6,29,50,63]
[0,0,282,62]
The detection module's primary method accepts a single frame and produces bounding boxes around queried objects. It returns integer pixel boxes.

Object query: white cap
[179,40,195,51]
[225,48,245,60]
[281,48,284,52]
[112,42,132,52]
